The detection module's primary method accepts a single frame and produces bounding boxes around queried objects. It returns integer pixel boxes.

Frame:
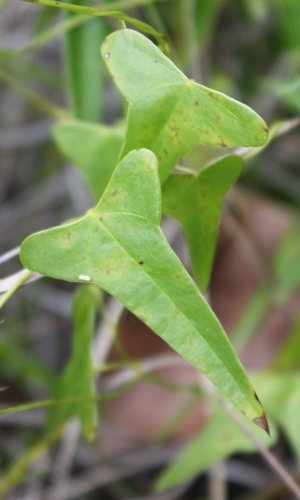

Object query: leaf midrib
[87,212,255,409]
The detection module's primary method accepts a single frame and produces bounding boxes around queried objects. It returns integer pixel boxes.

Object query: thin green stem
[0,0,169,57]
[21,0,168,53]
[119,19,127,30]
[0,380,138,496]
[174,165,197,175]
[0,380,137,417]
[0,430,62,497]
[0,67,69,120]
[0,270,33,310]
[94,359,141,373]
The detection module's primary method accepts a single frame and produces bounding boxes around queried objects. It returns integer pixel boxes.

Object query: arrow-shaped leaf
[46,285,100,441]
[20,149,268,429]
[101,29,268,182]
[162,154,244,291]
[53,120,124,201]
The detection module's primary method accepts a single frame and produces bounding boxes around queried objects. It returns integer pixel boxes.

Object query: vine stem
[0,0,169,57]
[21,0,168,53]
[0,67,68,120]
[0,269,33,309]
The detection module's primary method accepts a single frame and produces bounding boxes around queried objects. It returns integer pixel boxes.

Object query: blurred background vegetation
[0,0,300,498]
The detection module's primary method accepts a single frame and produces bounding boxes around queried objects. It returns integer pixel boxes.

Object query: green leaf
[231,219,300,352]
[275,0,300,48]
[194,0,224,46]
[155,404,277,492]
[102,29,268,182]
[273,315,300,371]
[53,119,124,200]
[46,285,100,440]
[230,284,270,352]
[0,337,55,389]
[64,12,105,121]
[162,154,244,291]
[20,149,267,428]
[272,219,300,301]
[266,77,300,113]
[252,371,300,461]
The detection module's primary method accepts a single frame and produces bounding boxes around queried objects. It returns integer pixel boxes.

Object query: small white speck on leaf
[79,275,91,281]
[104,53,110,59]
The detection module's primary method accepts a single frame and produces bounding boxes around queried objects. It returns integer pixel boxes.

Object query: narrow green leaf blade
[273,315,300,371]
[53,119,124,200]
[266,77,300,113]
[102,29,268,182]
[275,0,300,48]
[0,337,55,389]
[156,405,276,492]
[64,12,105,121]
[20,149,267,429]
[195,0,224,46]
[162,154,244,291]
[252,371,300,461]
[272,219,300,301]
[46,285,100,440]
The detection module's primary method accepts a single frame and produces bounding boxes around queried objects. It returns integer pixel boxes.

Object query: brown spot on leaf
[171,124,180,138]
[102,264,121,276]
[218,136,227,147]
[138,261,144,265]
[194,100,199,106]
[253,414,270,436]
[109,189,119,197]
[253,392,270,435]
[254,391,260,403]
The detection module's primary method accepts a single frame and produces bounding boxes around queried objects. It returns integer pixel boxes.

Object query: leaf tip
[252,390,270,435]
[253,413,270,436]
